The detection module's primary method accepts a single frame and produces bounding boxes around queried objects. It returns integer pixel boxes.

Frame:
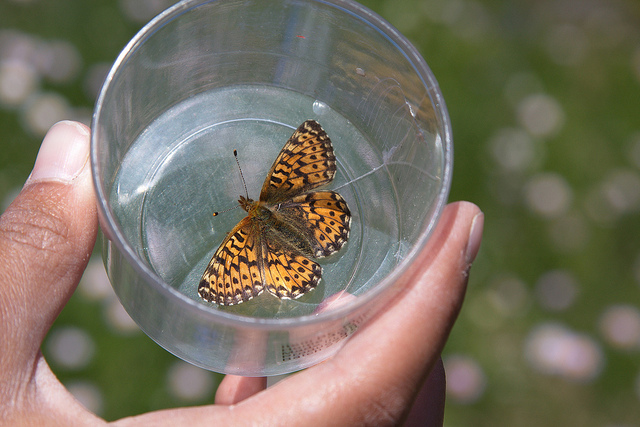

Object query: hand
[0,121,483,426]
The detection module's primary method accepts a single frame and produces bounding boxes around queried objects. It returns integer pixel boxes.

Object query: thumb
[0,121,98,377]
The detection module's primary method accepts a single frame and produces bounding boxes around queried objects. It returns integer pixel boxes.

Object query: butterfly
[198,120,351,306]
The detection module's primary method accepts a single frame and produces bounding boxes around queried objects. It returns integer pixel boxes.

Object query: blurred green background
[2,0,640,425]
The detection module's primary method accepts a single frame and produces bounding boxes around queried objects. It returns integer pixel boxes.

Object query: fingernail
[465,212,484,264]
[26,121,90,185]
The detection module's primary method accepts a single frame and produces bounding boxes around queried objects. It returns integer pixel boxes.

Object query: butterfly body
[199,120,351,306]
[241,195,317,258]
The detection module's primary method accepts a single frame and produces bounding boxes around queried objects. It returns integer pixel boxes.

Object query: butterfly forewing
[259,120,336,204]
[198,218,264,305]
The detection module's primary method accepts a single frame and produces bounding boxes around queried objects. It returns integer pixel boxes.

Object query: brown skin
[0,121,483,426]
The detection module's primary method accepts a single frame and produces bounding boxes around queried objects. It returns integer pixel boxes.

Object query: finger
[232,201,483,425]
[214,375,267,405]
[0,121,98,378]
[212,291,354,406]
[404,357,446,426]
[213,294,350,406]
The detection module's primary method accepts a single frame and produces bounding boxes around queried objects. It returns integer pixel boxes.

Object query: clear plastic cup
[92,0,452,376]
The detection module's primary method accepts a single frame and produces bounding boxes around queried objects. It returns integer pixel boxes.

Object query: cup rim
[91,0,453,330]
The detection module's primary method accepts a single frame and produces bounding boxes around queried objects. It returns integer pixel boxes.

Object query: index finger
[237,201,483,425]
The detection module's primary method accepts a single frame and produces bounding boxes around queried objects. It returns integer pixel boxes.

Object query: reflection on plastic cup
[92,0,452,375]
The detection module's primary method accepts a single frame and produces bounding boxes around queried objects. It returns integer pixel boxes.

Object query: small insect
[198,120,351,306]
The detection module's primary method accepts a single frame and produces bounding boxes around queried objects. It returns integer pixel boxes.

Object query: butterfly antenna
[234,149,250,200]
[213,149,247,217]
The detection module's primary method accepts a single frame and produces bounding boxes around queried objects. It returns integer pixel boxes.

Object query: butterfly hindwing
[274,191,351,258]
[259,120,336,204]
[262,243,322,300]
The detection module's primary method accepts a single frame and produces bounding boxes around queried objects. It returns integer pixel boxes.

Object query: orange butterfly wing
[273,191,351,258]
[198,212,327,305]
[262,244,322,300]
[259,120,336,204]
[198,217,264,306]
[199,120,350,306]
